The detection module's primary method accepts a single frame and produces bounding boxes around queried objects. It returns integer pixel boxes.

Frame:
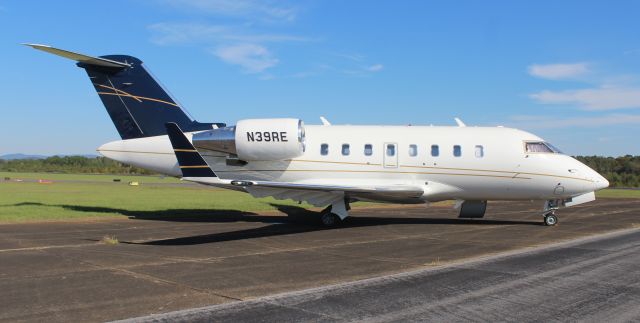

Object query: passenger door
[383,143,398,168]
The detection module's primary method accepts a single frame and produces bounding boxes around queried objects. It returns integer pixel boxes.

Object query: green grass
[0,171,181,183]
[0,177,317,222]
[0,173,637,223]
[101,235,119,245]
[595,189,640,199]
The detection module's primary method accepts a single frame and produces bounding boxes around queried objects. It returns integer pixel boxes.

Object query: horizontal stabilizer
[24,43,130,69]
[165,123,217,178]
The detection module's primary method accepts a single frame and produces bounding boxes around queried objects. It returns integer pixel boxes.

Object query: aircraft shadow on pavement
[7,202,542,245]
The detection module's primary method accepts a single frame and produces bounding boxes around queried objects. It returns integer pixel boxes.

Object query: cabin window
[320,143,329,156]
[364,144,373,156]
[386,144,396,156]
[475,145,484,158]
[408,144,418,157]
[342,144,350,156]
[431,145,439,157]
[453,145,462,157]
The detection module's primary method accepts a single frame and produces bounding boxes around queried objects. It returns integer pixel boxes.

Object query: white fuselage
[98,125,608,203]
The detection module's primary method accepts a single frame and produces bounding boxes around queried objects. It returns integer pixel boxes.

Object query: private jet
[27,44,609,227]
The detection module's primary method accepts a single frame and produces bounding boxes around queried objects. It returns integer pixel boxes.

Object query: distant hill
[0,153,99,160]
[0,153,47,160]
[65,154,100,159]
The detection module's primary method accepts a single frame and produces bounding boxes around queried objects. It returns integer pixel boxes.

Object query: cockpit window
[544,142,563,154]
[525,142,552,153]
[525,141,563,154]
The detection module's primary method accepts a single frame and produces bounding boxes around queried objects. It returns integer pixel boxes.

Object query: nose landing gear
[543,200,560,226]
[543,212,558,226]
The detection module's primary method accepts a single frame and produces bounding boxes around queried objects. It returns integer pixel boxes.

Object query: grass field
[0,171,181,183]
[592,189,640,199]
[0,172,638,222]
[0,172,318,222]
[0,181,315,222]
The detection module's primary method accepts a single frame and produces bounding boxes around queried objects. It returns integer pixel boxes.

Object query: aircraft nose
[570,157,609,192]
[594,174,609,191]
[586,167,609,191]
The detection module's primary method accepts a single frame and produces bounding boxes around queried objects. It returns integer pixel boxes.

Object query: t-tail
[25,44,225,139]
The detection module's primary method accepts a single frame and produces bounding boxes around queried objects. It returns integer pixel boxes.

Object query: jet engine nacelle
[192,118,306,161]
[235,118,306,161]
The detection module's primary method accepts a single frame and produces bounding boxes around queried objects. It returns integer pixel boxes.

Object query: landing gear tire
[320,212,342,227]
[544,213,558,226]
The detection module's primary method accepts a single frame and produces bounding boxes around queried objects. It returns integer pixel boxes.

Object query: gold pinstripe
[293,159,383,166]
[94,83,180,108]
[96,84,142,102]
[212,169,532,180]
[96,149,593,182]
[97,149,220,157]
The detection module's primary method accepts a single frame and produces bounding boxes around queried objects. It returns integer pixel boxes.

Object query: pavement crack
[42,248,244,303]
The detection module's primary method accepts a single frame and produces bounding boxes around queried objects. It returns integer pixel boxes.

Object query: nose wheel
[543,212,558,226]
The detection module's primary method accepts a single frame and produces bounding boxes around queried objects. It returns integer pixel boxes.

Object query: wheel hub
[322,213,336,226]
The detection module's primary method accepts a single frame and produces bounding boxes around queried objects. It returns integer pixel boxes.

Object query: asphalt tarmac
[119,228,640,322]
[0,198,639,322]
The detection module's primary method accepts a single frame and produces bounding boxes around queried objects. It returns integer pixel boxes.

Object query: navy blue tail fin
[26,44,225,139]
[165,122,217,178]
[80,55,225,139]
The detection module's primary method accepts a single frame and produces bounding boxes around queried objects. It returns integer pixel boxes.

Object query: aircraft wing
[165,122,423,206]
[227,180,422,195]
[182,176,424,206]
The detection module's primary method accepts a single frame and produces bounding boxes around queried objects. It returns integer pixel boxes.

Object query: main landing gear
[320,210,341,227]
[319,197,351,227]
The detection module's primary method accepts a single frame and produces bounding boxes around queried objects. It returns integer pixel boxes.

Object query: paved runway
[0,198,639,322]
[120,228,640,322]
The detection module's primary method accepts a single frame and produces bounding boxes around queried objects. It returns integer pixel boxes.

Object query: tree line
[1,155,639,187]
[575,155,640,188]
[0,156,155,175]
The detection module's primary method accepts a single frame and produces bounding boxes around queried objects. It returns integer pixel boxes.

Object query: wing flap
[245,186,342,207]
[180,176,424,204]
[231,180,423,196]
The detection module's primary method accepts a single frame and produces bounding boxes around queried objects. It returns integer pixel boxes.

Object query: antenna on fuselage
[454,117,466,127]
[320,116,331,126]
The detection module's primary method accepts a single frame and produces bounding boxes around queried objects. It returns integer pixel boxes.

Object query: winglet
[24,43,131,69]
[165,123,217,178]
[454,117,466,127]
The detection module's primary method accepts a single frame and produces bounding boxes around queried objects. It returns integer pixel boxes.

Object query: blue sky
[1,0,639,156]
